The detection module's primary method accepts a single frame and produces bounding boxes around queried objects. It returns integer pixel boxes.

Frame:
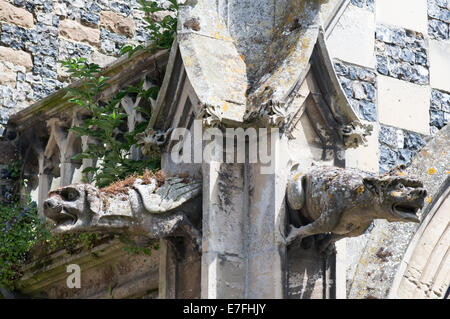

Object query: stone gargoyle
[43,176,202,251]
[285,165,427,254]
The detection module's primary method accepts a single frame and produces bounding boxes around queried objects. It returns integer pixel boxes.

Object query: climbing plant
[61,57,160,188]
[0,162,49,289]
[120,0,179,57]
[62,0,179,188]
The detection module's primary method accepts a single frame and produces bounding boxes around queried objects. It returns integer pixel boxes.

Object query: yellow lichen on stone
[427,167,437,175]
[356,185,364,195]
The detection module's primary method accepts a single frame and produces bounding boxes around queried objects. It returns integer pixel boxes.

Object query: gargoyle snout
[411,188,427,197]
[43,196,61,212]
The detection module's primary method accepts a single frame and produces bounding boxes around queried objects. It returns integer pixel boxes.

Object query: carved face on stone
[363,174,427,223]
[44,184,104,233]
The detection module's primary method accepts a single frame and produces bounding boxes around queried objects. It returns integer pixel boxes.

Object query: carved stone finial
[136,127,173,157]
[245,99,289,128]
[340,121,373,149]
[197,103,223,128]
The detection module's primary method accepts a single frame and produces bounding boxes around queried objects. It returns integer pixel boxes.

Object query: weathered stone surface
[286,166,427,253]
[59,18,100,46]
[393,192,449,299]
[335,60,377,122]
[0,1,34,28]
[58,38,92,60]
[100,28,127,55]
[90,49,117,68]
[430,89,450,132]
[100,10,135,37]
[0,62,17,85]
[379,124,427,173]
[350,0,374,11]
[43,177,202,249]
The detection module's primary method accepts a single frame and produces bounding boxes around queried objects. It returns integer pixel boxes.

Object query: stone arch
[389,183,449,299]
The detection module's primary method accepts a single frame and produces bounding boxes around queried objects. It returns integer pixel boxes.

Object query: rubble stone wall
[0,0,153,135]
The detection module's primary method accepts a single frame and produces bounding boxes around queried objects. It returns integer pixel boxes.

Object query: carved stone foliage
[136,127,173,157]
[197,103,223,128]
[340,120,373,149]
[286,165,427,254]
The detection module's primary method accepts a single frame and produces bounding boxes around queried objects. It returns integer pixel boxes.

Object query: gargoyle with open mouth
[43,177,202,251]
[286,165,427,253]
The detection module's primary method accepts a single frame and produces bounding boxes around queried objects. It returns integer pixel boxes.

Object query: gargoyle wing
[133,177,202,214]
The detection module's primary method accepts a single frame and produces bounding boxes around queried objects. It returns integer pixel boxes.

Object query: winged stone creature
[43,176,202,251]
[285,165,428,254]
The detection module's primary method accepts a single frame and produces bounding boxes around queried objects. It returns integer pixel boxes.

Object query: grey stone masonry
[376,25,429,85]
[378,125,427,173]
[428,0,450,40]
[430,89,450,135]
[350,0,374,12]
[334,60,377,122]
[0,0,154,134]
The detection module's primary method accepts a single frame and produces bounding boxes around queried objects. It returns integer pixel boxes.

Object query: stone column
[37,152,53,217]
[201,129,288,298]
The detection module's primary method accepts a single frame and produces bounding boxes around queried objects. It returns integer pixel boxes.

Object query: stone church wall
[0,0,155,135]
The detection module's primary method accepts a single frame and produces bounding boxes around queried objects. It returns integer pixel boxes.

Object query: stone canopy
[149,0,371,150]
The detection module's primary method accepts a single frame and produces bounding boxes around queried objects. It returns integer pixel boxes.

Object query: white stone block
[376,0,428,34]
[327,5,375,68]
[345,121,379,173]
[378,75,430,135]
[429,40,450,93]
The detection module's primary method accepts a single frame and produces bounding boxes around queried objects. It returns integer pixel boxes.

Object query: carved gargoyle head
[362,170,427,223]
[44,184,107,233]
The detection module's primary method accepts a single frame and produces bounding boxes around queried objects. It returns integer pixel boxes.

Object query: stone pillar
[158,239,177,299]
[37,152,53,217]
[201,130,288,298]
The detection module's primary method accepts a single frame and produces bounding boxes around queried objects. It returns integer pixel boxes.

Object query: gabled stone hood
[172,0,371,148]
